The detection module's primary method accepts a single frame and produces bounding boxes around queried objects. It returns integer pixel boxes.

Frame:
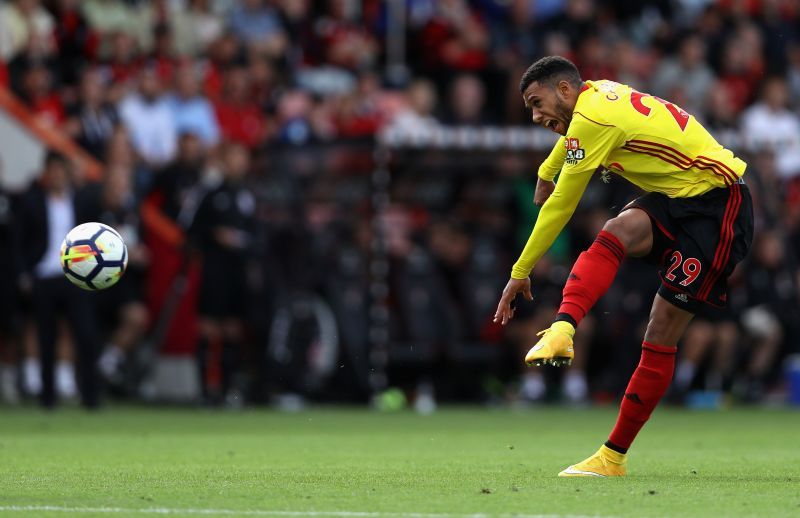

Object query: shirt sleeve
[510,169,594,279]
[537,136,566,181]
[510,116,623,279]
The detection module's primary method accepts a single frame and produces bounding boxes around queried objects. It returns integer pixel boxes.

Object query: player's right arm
[494,115,624,325]
[494,170,593,325]
[511,169,595,279]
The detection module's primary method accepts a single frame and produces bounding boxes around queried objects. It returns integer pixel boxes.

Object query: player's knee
[602,209,652,256]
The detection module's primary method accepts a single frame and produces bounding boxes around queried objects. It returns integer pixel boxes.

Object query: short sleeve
[561,115,624,175]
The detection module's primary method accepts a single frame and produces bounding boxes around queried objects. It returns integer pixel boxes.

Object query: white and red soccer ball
[60,222,128,291]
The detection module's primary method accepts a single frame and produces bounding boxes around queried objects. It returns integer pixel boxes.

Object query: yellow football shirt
[511,79,747,280]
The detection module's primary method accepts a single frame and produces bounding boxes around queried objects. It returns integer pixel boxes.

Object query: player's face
[522,81,573,135]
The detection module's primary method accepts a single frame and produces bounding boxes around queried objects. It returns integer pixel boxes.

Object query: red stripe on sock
[642,341,678,355]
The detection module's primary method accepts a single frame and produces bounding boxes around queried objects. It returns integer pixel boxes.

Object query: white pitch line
[0,506,612,518]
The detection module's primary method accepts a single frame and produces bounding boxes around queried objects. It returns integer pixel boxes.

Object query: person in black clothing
[191,142,256,404]
[65,67,119,159]
[139,132,208,359]
[737,230,797,400]
[78,163,150,384]
[16,151,101,409]
[0,165,21,403]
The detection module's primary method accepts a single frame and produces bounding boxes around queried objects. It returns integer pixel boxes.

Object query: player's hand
[493,277,533,326]
[534,178,555,206]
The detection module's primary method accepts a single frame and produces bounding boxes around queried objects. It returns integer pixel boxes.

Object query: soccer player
[494,56,753,477]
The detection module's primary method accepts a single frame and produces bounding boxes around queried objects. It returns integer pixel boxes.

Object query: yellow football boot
[558,445,627,477]
[524,321,575,367]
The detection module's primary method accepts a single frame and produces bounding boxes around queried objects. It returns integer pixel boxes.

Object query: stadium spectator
[610,40,650,92]
[201,31,242,100]
[383,78,440,141]
[80,163,150,386]
[102,30,142,86]
[191,142,256,405]
[140,132,206,357]
[171,0,225,57]
[737,230,797,401]
[213,64,268,148]
[442,74,490,125]
[417,0,489,73]
[247,54,277,110]
[313,0,379,72]
[0,161,20,404]
[331,72,384,138]
[148,22,178,83]
[15,151,101,409]
[118,66,178,167]
[16,58,64,127]
[650,33,714,116]
[65,66,119,159]
[488,0,540,70]
[0,0,55,61]
[702,81,740,136]
[740,76,800,180]
[227,0,287,59]
[670,317,739,402]
[50,0,100,89]
[273,89,315,146]
[787,41,800,104]
[166,62,221,149]
[717,24,765,113]
[574,34,615,84]
[81,0,134,40]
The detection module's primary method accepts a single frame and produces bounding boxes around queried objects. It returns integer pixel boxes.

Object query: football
[60,222,128,291]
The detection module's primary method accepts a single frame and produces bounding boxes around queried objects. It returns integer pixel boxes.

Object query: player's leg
[525,208,653,366]
[99,299,149,381]
[708,320,738,392]
[605,294,693,448]
[197,318,223,404]
[221,317,245,403]
[559,183,754,477]
[32,278,58,408]
[558,294,693,477]
[64,284,102,409]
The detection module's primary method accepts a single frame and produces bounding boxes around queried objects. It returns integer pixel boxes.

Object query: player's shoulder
[571,79,633,130]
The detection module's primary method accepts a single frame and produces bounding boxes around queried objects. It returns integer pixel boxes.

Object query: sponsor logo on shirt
[564,138,585,164]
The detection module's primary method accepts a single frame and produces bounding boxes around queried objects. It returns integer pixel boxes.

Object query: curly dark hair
[519,56,582,94]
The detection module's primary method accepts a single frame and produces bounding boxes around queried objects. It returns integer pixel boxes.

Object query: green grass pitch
[0,406,798,517]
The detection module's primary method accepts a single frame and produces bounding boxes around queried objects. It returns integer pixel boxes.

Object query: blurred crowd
[0,0,799,410]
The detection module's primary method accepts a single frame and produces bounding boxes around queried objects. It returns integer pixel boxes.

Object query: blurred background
[0,0,799,412]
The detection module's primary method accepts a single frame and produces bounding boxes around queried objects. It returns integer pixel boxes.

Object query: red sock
[607,341,677,451]
[558,230,625,326]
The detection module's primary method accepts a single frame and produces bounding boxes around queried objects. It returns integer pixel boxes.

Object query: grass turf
[0,405,798,517]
